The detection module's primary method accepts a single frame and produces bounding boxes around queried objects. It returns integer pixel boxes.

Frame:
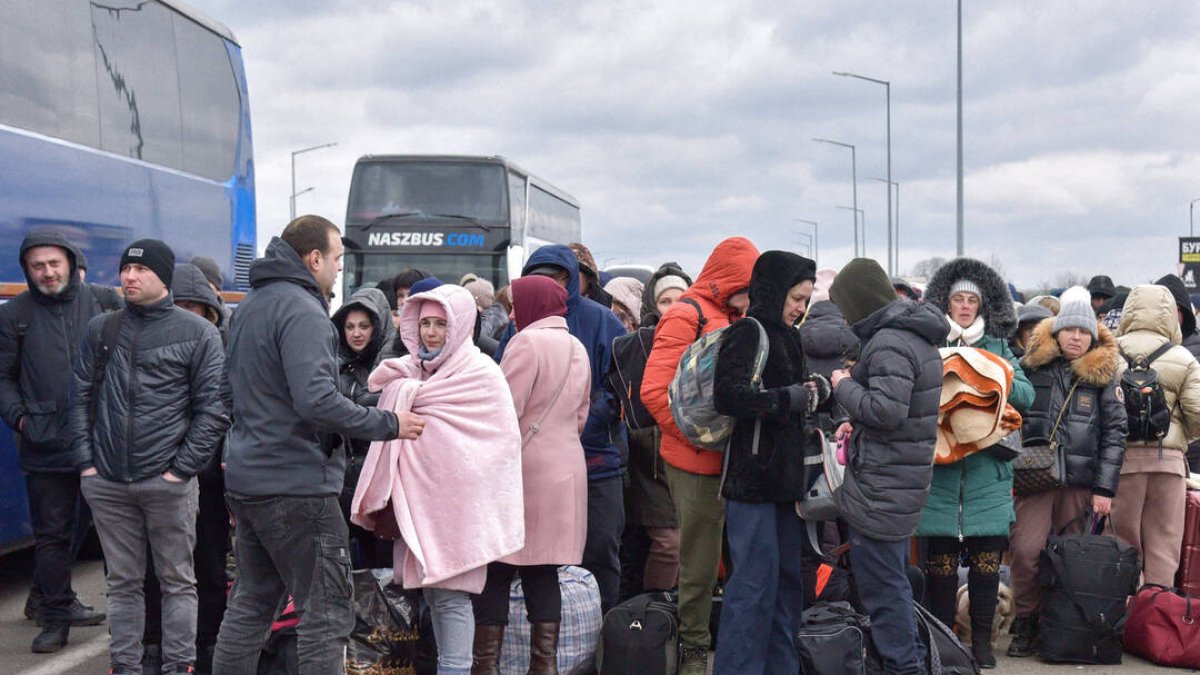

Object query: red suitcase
[1176,491,1200,596]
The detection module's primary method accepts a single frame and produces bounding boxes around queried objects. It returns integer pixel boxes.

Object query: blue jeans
[847,527,927,675]
[425,588,474,675]
[213,495,354,675]
[712,500,805,675]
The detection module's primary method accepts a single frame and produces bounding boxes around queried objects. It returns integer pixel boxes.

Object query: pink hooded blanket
[351,284,524,593]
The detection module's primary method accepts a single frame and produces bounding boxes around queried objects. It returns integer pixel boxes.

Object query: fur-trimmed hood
[1021,317,1119,386]
[924,257,1018,339]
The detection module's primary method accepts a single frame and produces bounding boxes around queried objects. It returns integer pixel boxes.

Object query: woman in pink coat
[471,275,591,675]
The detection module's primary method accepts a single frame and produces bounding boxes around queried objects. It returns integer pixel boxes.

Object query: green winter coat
[916,332,1033,538]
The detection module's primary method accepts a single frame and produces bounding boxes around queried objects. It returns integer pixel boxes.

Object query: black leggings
[472,563,561,625]
[923,535,1007,633]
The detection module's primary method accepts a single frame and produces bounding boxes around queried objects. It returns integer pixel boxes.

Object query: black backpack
[1037,516,1141,665]
[1119,342,1174,444]
[914,602,980,675]
[595,592,679,675]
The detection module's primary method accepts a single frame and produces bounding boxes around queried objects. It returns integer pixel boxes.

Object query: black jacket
[799,301,859,434]
[714,251,817,503]
[0,232,121,472]
[331,288,394,451]
[69,295,229,481]
[223,238,399,498]
[1020,319,1127,496]
[834,299,948,541]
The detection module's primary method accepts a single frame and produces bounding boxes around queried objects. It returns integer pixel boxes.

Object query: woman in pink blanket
[351,284,524,675]
[470,275,592,674]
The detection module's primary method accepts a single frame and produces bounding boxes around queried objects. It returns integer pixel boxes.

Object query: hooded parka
[834,300,949,541]
[917,258,1034,538]
[332,287,396,412]
[0,232,122,472]
[642,237,760,475]
[713,252,818,502]
[1018,318,1127,496]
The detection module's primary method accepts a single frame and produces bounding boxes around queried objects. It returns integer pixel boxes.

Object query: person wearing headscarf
[604,276,645,332]
[917,257,1034,668]
[352,285,524,675]
[711,252,827,674]
[471,275,591,674]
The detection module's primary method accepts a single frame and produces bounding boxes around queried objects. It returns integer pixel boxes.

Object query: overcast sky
[187,0,1200,289]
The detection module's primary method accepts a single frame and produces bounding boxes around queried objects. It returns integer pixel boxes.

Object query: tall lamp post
[1191,197,1200,237]
[795,218,819,267]
[834,71,892,275]
[956,0,964,255]
[837,206,866,257]
[290,142,338,220]
[813,137,859,257]
[869,177,900,273]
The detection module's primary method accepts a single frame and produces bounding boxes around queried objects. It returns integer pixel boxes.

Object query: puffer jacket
[1019,318,1126,496]
[1116,285,1200,477]
[642,237,760,475]
[68,295,229,481]
[331,287,394,462]
[223,238,399,498]
[0,232,121,472]
[834,299,948,541]
[714,251,817,503]
[799,301,859,379]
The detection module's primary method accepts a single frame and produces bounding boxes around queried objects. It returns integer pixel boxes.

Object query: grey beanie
[1051,286,1098,340]
[949,279,982,302]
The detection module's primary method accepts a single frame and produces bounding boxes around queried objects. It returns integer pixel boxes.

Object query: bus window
[348,161,508,222]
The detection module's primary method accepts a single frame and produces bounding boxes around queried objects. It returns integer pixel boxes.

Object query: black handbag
[1012,380,1079,497]
[986,430,1023,462]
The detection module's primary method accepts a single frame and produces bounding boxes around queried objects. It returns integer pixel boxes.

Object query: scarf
[945,314,986,347]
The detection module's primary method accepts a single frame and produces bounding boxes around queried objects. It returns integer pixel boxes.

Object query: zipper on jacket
[125,319,142,482]
[957,463,966,542]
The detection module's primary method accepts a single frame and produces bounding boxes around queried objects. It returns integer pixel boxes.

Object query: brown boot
[471,624,505,675]
[527,622,560,675]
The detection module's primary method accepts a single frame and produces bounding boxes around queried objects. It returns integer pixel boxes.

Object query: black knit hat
[830,258,896,325]
[120,239,175,288]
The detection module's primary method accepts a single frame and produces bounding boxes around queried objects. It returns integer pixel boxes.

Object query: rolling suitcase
[1175,490,1200,596]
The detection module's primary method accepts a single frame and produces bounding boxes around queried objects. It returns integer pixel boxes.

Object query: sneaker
[37,597,106,627]
[31,624,68,654]
[678,645,708,675]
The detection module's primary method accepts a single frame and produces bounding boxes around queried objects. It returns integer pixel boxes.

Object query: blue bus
[342,155,581,296]
[0,0,255,553]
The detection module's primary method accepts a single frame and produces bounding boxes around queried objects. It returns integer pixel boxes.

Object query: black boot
[967,571,1000,669]
[31,623,68,654]
[24,584,42,621]
[923,572,960,629]
[1007,614,1038,658]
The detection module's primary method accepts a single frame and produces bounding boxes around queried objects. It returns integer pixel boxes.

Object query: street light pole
[834,71,892,275]
[837,206,866,257]
[868,177,900,272]
[290,142,338,221]
[956,0,964,256]
[814,138,858,257]
[795,218,819,267]
[1191,197,1200,237]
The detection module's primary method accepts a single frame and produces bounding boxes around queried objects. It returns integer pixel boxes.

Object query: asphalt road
[0,545,1186,674]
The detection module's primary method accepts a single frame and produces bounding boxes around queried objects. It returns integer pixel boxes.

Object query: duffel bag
[914,602,979,675]
[797,601,879,675]
[1037,516,1140,665]
[1123,583,1200,669]
[595,591,679,675]
[501,566,602,675]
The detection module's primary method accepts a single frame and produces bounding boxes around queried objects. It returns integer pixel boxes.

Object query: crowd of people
[4,217,1200,675]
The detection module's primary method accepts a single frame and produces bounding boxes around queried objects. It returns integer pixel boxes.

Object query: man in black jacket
[0,232,110,653]
[830,258,948,675]
[214,216,410,674]
[70,239,229,675]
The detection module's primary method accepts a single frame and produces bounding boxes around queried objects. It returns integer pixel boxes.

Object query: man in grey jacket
[830,258,947,675]
[214,216,414,674]
[71,239,229,675]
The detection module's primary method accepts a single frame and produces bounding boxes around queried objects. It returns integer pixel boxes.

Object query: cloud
[184,0,1200,288]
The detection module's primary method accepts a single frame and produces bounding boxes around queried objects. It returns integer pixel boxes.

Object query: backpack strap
[677,298,707,341]
[1143,341,1175,367]
[89,310,124,422]
[1122,341,1174,368]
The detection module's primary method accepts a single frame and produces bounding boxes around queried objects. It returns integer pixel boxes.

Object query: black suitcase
[797,601,879,674]
[1037,517,1140,665]
[595,591,679,675]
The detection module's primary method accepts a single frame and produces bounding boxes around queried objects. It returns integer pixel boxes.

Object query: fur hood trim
[924,257,1018,339]
[1021,317,1118,386]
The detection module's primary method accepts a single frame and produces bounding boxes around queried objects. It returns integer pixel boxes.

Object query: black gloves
[785,383,817,416]
[806,373,832,407]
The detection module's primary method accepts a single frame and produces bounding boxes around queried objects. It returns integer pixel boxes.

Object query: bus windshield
[347,161,508,223]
